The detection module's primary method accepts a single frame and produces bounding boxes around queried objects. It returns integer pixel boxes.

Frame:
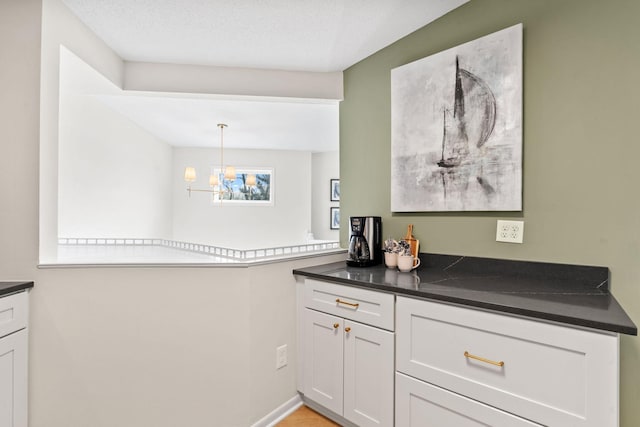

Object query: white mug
[384,252,398,268]
[397,255,420,273]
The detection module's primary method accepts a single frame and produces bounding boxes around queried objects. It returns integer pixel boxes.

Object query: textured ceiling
[61,0,469,72]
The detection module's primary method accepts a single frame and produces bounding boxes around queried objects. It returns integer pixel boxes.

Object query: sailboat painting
[391,24,522,212]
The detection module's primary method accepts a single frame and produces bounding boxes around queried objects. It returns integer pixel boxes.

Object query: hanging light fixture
[184,123,236,199]
[245,174,257,187]
[218,123,236,181]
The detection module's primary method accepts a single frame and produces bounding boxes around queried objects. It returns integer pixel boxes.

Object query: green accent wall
[340,0,640,424]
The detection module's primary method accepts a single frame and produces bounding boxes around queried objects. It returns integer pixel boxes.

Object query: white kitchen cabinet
[343,317,394,427]
[303,308,344,415]
[396,296,619,427]
[301,279,395,427]
[0,292,29,427]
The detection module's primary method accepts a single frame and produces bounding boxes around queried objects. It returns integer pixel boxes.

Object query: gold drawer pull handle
[464,351,504,367]
[333,323,340,329]
[345,327,351,332]
[336,298,359,308]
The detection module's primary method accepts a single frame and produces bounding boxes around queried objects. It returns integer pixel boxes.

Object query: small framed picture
[330,179,340,201]
[330,207,340,230]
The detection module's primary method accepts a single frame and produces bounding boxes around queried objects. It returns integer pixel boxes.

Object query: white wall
[311,151,340,241]
[172,147,313,248]
[58,47,173,239]
[40,0,125,261]
[0,0,41,275]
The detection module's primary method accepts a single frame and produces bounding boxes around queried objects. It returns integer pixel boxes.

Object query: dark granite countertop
[0,281,34,297]
[293,254,637,336]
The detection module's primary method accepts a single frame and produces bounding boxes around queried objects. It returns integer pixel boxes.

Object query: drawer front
[0,292,28,339]
[396,372,541,427]
[396,297,619,427]
[304,279,394,330]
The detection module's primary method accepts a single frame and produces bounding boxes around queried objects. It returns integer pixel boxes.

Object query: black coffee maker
[346,216,382,267]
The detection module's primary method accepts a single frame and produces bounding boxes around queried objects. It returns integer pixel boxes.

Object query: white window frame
[211,167,275,206]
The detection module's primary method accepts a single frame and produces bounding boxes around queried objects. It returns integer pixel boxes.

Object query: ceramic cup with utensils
[397,254,420,273]
[384,252,398,268]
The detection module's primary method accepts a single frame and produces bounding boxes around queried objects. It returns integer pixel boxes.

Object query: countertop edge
[0,281,34,297]
[293,269,637,336]
[38,249,347,269]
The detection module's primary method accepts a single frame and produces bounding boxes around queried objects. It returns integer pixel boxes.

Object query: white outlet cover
[276,344,287,369]
[496,220,524,244]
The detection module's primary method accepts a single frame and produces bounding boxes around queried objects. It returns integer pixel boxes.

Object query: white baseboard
[251,394,303,427]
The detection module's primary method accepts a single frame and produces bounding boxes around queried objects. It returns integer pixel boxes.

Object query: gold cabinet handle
[336,298,359,308]
[345,327,351,332]
[464,351,504,367]
[333,323,340,329]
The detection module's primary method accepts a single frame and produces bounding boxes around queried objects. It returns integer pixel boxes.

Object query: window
[213,168,274,205]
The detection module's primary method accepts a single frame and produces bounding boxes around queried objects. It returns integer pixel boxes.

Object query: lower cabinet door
[395,372,541,427]
[0,329,28,427]
[343,320,394,427]
[303,309,344,416]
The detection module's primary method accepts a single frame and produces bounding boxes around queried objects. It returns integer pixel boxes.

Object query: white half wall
[28,254,347,427]
[172,148,312,249]
[58,47,173,239]
[311,151,340,241]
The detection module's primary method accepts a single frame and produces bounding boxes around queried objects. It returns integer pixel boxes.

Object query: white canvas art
[391,24,523,212]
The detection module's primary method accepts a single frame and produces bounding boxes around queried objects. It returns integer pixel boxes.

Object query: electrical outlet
[276,344,287,369]
[496,220,524,244]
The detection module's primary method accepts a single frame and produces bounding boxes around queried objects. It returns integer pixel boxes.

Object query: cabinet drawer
[0,292,28,339]
[396,372,540,426]
[396,297,619,427]
[304,279,394,331]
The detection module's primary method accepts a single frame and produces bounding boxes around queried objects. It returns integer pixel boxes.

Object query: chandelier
[183,123,256,200]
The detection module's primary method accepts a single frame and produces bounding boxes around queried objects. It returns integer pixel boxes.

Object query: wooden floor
[276,405,341,426]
